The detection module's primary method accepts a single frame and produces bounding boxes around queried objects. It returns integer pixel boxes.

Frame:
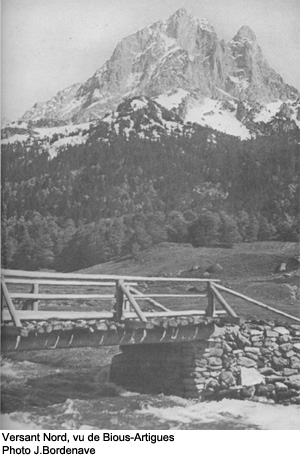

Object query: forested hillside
[1,119,299,271]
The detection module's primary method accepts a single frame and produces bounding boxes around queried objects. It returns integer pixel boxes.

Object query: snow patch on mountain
[1,134,31,145]
[254,101,283,123]
[130,98,149,110]
[185,98,251,140]
[35,122,91,138]
[155,89,189,109]
[48,134,88,159]
[228,76,249,91]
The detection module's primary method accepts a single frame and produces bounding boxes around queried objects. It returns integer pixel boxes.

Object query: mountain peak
[20,11,298,124]
[172,8,189,17]
[167,8,214,33]
[233,25,257,43]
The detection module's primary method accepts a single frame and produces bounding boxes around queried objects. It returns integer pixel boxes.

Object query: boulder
[290,356,300,369]
[272,356,289,370]
[265,375,287,384]
[219,370,236,387]
[250,329,263,336]
[275,382,288,391]
[287,374,300,390]
[283,368,298,376]
[276,389,299,401]
[260,347,272,356]
[293,343,300,353]
[235,332,251,347]
[245,352,259,361]
[279,343,293,353]
[238,357,257,368]
[240,367,265,386]
[233,349,244,355]
[285,350,295,358]
[264,339,277,347]
[241,386,255,399]
[266,330,279,338]
[208,357,222,367]
[273,326,290,336]
[208,348,224,357]
[259,367,277,376]
[205,378,219,390]
[256,383,275,397]
[278,335,292,344]
[222,341,232,353]
[244,346,260,354]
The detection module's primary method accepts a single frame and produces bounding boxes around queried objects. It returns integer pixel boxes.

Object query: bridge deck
[2,312,237,353]
[2,308,225,322]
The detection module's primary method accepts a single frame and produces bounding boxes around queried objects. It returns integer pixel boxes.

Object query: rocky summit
[20,8,299,137]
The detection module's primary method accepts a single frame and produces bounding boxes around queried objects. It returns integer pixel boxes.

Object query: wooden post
[114,280,124,321]
[210,283,238,318]
[119,281,147,322]
[206,282,215,317]
[33,283,39,311]
[1,282,4,324]
[1,279,22,328]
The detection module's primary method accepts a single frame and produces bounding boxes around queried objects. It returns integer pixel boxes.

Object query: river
[1,350,300,431]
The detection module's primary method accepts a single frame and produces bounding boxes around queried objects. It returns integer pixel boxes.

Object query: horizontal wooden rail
[10,293,206,301]
[5,278,137,287]
[214,283,300,323]
[128,294,207,299]
[2,269,219,283]
[10,293,115,300]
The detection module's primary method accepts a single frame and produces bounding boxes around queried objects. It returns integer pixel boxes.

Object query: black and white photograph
[1,0,300,435]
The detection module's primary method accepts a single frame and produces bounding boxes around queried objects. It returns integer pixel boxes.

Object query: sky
[1,0,300,121]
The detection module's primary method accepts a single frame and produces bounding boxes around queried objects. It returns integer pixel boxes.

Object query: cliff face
[21,8,299,124]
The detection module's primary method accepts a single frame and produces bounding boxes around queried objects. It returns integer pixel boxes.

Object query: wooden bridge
[1,269,299,353]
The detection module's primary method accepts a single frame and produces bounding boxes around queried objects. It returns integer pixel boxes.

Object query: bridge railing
[1,269,240,328]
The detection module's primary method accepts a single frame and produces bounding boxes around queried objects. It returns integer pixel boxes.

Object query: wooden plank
[2,309,226,322]
[4,278,137,287]
[119,281,147,322]
[2,269,219,283]
[210,284,238,318]
[129,287,171,312]
[1,279,22,328]
[10,293,115,300]
[213,283,300,323]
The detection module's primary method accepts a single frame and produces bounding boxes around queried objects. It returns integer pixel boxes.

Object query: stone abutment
[109,320,300,403]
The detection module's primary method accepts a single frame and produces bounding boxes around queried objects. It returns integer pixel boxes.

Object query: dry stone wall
[109,320,300,404]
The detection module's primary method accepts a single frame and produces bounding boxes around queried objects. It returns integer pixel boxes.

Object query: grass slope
[82,241,300,322]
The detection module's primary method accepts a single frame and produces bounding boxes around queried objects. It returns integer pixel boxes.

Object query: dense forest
[1,118,299,271]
